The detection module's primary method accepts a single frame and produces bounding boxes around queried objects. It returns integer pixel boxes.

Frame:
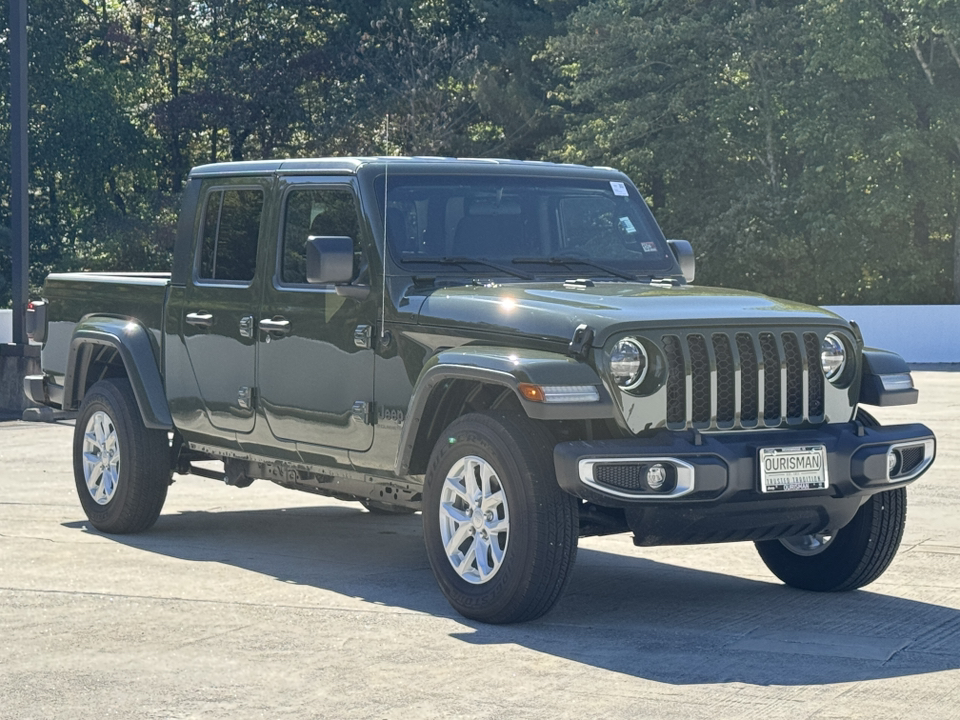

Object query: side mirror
[306,236,355,285]
[667,239,695,283]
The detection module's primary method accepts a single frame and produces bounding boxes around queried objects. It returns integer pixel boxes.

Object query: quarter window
[199,188,264,282]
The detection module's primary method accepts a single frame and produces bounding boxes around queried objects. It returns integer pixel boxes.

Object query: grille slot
[782,332,804,420]
[662,330,826,430]
[737,333,759,424]
[713,334,735,425]
[663,335,686,425]
[759,332,781,423]
[804,333,825,418]
[689,334,711,425]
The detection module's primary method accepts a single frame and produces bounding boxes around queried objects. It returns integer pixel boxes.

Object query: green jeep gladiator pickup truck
[25,157,936,623]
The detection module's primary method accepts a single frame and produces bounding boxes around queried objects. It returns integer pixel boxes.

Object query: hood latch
[567,324,595,361]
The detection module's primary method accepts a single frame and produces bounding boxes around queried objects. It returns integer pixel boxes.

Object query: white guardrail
[821,305,960,364]
[2,306,958,363]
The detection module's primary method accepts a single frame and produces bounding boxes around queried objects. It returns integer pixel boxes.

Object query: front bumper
[554,421,936,545]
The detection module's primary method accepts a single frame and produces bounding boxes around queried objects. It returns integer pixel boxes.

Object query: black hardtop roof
[188,156,625,180]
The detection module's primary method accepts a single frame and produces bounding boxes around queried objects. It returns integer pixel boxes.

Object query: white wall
[3,305,957,362]
[822,305,959,364]
[0,309,10,344]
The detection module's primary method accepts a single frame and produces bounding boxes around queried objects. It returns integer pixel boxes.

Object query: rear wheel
[422,412,578,624]
[73,378,170,533]
[755,486,907,591]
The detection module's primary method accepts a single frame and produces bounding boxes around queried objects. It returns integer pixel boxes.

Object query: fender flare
[395,347,613,476]
[858,347,919,407]
[63,316,173,429]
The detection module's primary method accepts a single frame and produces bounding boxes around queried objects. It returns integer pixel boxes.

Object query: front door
[180,181,268,435]
[256,176,375,452]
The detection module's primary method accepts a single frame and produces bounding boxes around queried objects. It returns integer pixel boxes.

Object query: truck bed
[42,272,171,384]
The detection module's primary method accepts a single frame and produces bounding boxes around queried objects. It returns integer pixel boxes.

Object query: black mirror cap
[667,239,695,283]
[306,235,354,285]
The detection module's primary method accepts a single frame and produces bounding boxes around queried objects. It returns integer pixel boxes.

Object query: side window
[199,188,264,282]
[281,186,363,285]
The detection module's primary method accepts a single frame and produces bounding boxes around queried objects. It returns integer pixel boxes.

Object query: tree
[543,0,960,304]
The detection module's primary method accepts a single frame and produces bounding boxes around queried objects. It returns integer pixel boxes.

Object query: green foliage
[542,0,960,304]
[1,0,958,305]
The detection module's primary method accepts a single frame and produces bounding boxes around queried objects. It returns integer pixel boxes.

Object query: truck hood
[413,282,847,346]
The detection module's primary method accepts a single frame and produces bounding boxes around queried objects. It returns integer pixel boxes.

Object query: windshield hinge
[567,324,595,361]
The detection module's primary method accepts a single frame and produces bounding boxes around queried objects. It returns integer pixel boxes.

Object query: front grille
[662,330,827,430]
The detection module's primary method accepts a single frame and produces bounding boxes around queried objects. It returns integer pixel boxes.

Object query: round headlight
[610,338,648,390]
[820,333,846,382]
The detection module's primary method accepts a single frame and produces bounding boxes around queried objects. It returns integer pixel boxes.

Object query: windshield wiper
[513,256,637,282]
[400,255,533,280]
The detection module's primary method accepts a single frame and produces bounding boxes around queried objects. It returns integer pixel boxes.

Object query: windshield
[374,174,676,277]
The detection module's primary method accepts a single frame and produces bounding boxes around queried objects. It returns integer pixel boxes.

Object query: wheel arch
[63,316,173,430]
[395,347,614,477]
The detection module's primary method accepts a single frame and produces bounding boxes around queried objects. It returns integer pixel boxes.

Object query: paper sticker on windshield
[610,181,629,196]
[619,217,637,234]
[641,242,658,253]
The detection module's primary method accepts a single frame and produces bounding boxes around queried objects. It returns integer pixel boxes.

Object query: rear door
[180,179,270,435]
[256,175,376,452]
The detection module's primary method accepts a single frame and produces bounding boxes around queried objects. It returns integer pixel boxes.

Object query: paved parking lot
[1,370,959,719]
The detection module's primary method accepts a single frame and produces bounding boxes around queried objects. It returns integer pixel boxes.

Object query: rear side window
[198,188,264,282]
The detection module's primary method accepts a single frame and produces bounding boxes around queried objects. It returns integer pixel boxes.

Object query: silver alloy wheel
[779,532,835,556]
[438,454,510,584]
[81,410,121,506]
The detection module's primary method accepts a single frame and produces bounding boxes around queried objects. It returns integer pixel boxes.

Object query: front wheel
[755,487,907,592]
[73,378,170,533]
[422,412,579,624]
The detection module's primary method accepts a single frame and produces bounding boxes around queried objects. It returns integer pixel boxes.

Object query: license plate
[759,446,828,493]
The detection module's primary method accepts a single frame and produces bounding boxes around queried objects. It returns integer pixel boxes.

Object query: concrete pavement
[1,370,958,719]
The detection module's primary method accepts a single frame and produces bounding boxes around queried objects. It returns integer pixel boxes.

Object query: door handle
[185,311,214,328]
[258,317,291,335]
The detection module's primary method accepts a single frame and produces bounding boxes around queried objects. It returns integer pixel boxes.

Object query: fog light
[887,450,900,476]
[646,463,667,490]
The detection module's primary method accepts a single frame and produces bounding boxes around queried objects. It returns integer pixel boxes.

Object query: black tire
[422,411,579,624]
[73,378,170,533]
[360,499,417,515]
[755,487,907,592]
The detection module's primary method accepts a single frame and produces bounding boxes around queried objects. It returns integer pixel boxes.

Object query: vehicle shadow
[64,504,960,687]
